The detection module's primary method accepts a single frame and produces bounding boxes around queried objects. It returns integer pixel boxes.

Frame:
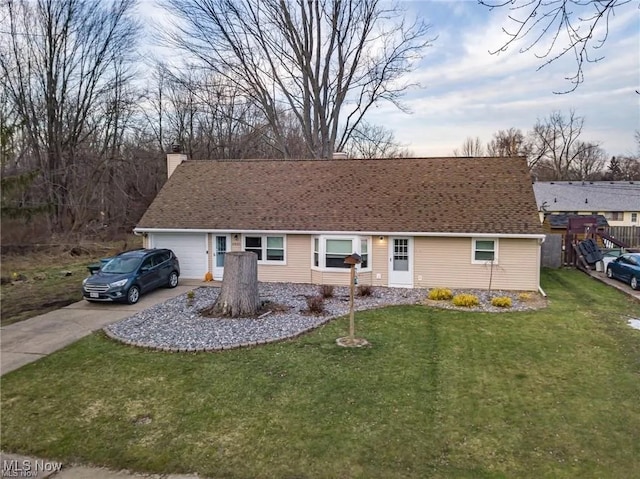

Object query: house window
[245,236,263,260]
[312,236,371,271]
[472,238,498,264]
[325,239,353,268]
[360,238,368,269]
[604,211,623,221]
[243,235,285,263]
[313,238,319,267]
[632,213,638,223]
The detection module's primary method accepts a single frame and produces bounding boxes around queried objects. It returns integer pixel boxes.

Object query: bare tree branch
[159,0,434,158]
[479,0,632,93]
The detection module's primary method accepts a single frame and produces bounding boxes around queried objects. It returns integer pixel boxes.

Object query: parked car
[83,249,180,304]
[606,253,640,290]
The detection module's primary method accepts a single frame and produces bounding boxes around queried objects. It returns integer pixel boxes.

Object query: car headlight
[82,277,88,285]
[110,279,128,288]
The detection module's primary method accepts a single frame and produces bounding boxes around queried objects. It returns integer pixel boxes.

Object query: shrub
[306,295,325,314]
[320,284,334,298]
[186,290,195,300]
[452,293,480,307]
[491,296,512,308]
[518,292,533,302]
[357,284,374,297]
[428,288,453,301]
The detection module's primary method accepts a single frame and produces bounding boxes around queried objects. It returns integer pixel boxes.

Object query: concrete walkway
[1,281,207,376]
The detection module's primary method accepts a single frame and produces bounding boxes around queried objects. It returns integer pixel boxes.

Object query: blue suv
[82,249,180,304]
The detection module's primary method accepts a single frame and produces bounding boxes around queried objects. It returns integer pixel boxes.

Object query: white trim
[213,234,230,280]
[310,235,372,273]
[471,238,499,265]
[134,227,545,240]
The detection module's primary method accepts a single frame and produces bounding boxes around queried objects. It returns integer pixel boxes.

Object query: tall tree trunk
[208,252,260,317]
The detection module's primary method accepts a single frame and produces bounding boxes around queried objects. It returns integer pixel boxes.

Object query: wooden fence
[604,226,639,248]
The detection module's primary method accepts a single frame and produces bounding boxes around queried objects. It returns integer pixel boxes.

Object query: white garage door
[150,233,207,279]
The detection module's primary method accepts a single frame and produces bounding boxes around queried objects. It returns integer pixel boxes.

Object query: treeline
[1,0,425,243]
[453,111,640,182]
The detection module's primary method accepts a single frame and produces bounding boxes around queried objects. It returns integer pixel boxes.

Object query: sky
[138,0,639,158]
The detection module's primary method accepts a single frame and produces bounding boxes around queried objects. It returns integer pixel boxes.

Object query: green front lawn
[1,269,639,478]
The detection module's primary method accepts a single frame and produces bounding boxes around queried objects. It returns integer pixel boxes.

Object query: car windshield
[101,256,141,274]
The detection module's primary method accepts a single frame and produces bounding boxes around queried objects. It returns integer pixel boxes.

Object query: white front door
[388,237,413,287]
[214,235,230,280]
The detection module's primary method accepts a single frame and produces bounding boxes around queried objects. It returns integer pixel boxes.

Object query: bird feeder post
[349,263,356,339]
[339,253,363,345]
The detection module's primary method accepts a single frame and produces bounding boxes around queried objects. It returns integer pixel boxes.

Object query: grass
[1,269,640,478]
[0,236,142,326]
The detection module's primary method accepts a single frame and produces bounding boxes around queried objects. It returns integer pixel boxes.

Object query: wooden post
[349,264,355,339]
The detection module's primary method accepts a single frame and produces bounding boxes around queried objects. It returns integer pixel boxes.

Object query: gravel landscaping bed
[104,283,546,351]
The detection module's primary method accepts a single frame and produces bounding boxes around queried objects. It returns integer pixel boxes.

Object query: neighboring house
[134,155,544,291]
[533,181,640,226]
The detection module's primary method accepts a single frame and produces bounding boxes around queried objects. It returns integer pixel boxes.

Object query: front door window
[393,239,409,271]
[216,236,227,268]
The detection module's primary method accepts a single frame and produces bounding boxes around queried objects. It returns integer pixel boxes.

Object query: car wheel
[127,285,140,304]
[168,271,179,288]
[631,276,639,291]
[606,267,613,279]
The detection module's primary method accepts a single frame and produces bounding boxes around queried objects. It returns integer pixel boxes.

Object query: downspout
[538,235,547,297]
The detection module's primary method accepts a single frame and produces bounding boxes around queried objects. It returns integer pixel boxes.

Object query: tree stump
[206,251,260,317]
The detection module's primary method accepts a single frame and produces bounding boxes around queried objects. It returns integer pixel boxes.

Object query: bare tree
[479,0,632,93]
[0,0,140,231]
[344,122,411,158]
[486,128,529,157]
[570,141,607,180]
[528,110,597,180]
[606,155,640,180]
[453,136,485,157]
[160,0,434,159]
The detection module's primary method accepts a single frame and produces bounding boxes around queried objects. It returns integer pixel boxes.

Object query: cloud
[367,0,639,156]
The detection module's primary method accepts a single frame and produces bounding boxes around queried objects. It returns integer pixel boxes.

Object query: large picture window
[312,236,371,271]
[472,238,498,264]
[244,235,286,264]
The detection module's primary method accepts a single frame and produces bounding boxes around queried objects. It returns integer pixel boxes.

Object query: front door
[388,237,413,287]
[214,235,230,280]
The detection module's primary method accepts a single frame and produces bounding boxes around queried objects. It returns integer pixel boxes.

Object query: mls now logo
[2,459,62,477]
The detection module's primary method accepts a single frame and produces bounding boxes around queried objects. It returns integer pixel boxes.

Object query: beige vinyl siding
[257,234,311,283]
[413,237,539,291]
[372,237,388,286]
[142,235,150,249]
[310,270,373,286]
[231,234,242,251]
[311,270,352,286]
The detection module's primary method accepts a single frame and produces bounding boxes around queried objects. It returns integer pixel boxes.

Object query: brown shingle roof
[136,157,543,235]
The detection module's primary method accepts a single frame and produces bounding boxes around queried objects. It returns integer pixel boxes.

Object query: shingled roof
[136,157,542,235]
[533,181,640,212]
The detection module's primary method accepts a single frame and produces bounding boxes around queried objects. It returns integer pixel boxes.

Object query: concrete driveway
[1,284,195,376]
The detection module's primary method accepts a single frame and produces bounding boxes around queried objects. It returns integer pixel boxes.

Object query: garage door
[150,233,207,279]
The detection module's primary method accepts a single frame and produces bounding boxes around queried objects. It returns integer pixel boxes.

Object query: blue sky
[367,0,639,157]
[138,0,639,158]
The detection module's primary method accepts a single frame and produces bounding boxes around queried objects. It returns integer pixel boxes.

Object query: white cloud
[368,0,640,156]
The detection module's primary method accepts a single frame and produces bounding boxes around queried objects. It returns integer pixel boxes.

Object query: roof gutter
[133,227,546,240]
